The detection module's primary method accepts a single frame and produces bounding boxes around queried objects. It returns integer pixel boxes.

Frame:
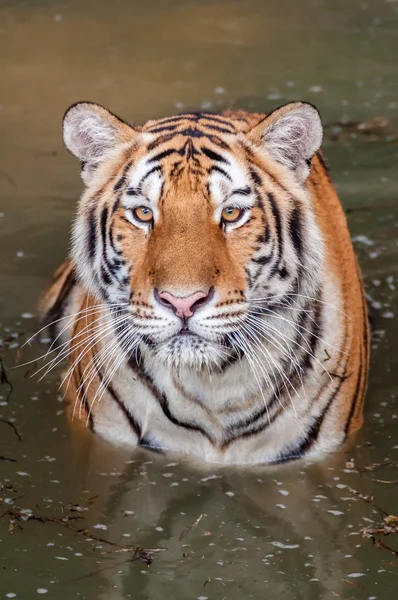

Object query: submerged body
[40,102,369,464]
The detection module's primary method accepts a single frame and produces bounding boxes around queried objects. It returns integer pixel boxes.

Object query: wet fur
[39,104,369,465]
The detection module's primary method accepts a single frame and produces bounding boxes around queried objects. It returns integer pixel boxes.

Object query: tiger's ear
[63,102,135,184]
[249,102,323,183]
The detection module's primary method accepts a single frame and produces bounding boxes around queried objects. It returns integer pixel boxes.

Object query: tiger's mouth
[177,328,195,336]
[147,326,235,370]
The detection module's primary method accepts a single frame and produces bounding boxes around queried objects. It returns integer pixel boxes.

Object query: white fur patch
[64,106,119,164]
[263,104,322,180]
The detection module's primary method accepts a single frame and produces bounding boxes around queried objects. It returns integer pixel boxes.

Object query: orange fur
[39,103,369,464]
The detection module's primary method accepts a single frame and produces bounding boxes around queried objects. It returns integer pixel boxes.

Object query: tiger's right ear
[63,102,136,184]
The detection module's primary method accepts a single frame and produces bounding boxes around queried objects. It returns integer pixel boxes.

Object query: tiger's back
[39,102,369,464]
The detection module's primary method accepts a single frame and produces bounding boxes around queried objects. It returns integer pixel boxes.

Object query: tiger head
[64,101,324,370]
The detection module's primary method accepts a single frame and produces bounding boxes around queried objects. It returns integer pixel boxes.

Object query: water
[1,0,398,598]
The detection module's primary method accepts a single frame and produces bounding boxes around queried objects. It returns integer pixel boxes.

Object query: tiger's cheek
[222,210,266,291]
[113,213,154,298]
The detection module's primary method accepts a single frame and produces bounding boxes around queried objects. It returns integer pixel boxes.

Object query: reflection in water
[1,0,398,598]
[74,435,371,600]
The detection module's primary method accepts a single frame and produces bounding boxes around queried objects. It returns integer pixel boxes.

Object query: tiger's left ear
[248,102,323,183]
[63,102,136,185]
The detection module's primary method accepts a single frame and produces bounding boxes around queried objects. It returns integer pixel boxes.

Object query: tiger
[39,100,370,465]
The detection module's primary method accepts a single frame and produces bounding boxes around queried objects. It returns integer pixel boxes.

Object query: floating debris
[328,116,395,142]
[179,513,204,542]
[0,503,165,568]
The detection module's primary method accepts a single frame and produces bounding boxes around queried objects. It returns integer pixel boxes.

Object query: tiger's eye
[133,206,153,223]
[221,207,243,223]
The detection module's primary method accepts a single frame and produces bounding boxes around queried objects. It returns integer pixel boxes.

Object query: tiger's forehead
[141,110,256,136]
[124,112,258,208]
[125,135,251,208]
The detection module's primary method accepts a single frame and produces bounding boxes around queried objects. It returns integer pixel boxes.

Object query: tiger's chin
[150,332,233,371]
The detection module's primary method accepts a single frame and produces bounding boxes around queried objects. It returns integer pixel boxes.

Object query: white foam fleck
[352,235,374,246]
[271,541,299,549]
[200,474,221,482]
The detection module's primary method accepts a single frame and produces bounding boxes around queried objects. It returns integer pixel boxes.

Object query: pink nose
[156,289,212,319]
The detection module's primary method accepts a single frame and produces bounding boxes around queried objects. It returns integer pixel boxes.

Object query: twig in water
[377,539,398,557]
[348,487,389,517]
[179,514,204,542]
[0,418,22,442]
[4,505,165,567]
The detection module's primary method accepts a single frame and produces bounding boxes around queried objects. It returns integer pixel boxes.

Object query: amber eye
[133,206,153,223]
[221,207,244,223]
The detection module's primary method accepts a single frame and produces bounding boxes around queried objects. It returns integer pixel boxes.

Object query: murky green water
[1,0,398,598]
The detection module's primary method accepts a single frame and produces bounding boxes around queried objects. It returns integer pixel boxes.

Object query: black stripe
[267,193,284,275]
[111,197,120,215]
[245,267,253,288]
[87,205,97,261]
[211,165,232,181]
[113,176,126,192]
[274,381,341,463]
[200,113,237,127]
[233,186,251,196]
[95,359,143,441]
[139,436,164,453]
[148,115,197,127]
[113,161,132,193]
[289,204,303,258]
[178,126,204,138]
[147,125,178,134]
[301,295,322,371]
[149,148,177,163]
[100,265,112,286]
[100,206,108,244]
[136,166,162,191]
[147,134,176,152]
[109,225,123,256]
[201,123,235,134]
[207,136,231,150]
[222,295,323,448]
[128,358,216,444]
[100,206,123,284]
[201,146,229,163]
[75,361,94,431]
[249,168,262,187]
[157,112,235,127]
[252,252,274,265]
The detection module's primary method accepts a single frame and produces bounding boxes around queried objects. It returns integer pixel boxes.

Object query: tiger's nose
[155,288,214,319]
